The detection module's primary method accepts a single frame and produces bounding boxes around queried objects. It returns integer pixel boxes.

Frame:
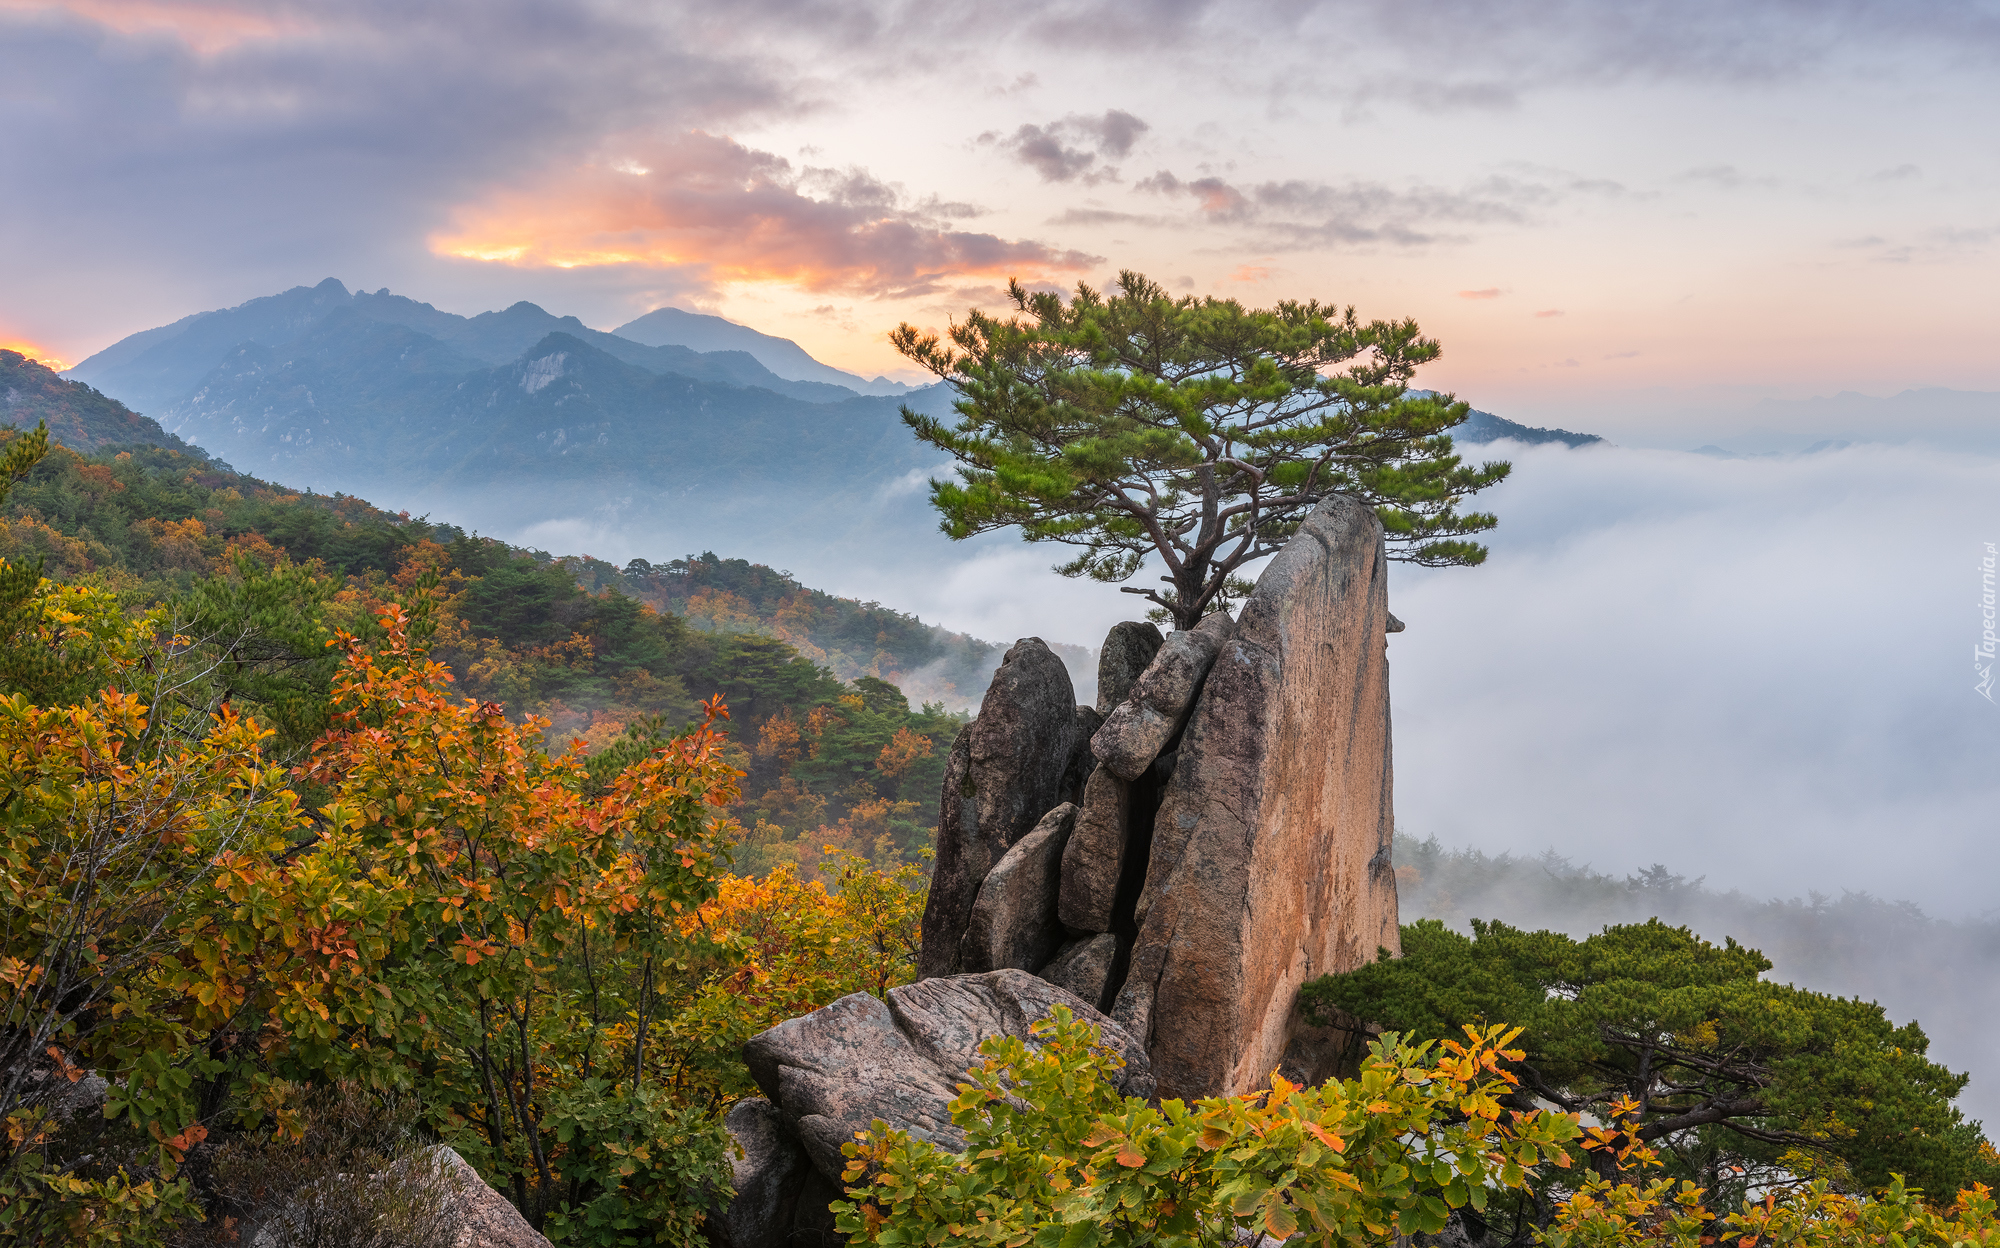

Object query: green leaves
[835,1011,1580,1247]
[894,272,1510,627]
[1302,919,1998,1200]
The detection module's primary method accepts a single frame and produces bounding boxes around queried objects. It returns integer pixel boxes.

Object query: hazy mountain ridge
[67,278,879,415]
[1454,407,1603,448]
[614,306,913,396]
[155,323,945,506]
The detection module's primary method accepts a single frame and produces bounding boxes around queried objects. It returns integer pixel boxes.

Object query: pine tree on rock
[893,273,1509,629]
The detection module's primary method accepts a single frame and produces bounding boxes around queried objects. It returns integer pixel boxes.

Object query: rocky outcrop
[1110,494,1400,1099]
[709,494,1403,1241]
[1095,621,1165,714]
[707,1100,810,1248]
[920,640,1083,979]
[740,970,1152,1193]
[1090,611,1236,781]
[961,804,1077,973]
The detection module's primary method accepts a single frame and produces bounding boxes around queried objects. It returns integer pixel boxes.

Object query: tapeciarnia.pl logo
[1978,542,1997,703]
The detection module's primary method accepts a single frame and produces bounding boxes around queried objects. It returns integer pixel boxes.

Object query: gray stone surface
[1095,621,1166,715]
[1058,767,1131,933]
[1090,611,1236,781]
[707,1099,808,1248]
[423,1146,550,1248]
[1039,933,1120,1013]
[1062,705,1103,804]
[920,639,1081,979]
[961,803,1077,973]
[744,970,1153,1183]
[252,1145,545,1248]
[1112,495,1401,1100]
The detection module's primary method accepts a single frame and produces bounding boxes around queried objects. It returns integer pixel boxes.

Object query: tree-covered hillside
[2,350,200,455]
[0,425,998,873]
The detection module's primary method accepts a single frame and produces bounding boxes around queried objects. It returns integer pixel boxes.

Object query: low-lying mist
[394,436,1996,1110]
[1388,439,2000,918]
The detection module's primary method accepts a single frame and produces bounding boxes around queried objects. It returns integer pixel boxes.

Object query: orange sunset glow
[0,339,70,371]
[431,133,1098,298]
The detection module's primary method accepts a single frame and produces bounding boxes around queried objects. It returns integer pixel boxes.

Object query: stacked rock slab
[918,639,1089,979]
[905,492,1401,1103]
[1110,494,1400,1099]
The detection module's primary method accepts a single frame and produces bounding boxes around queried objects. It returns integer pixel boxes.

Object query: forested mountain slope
[0,417,1012,872]
[1,349,201,455]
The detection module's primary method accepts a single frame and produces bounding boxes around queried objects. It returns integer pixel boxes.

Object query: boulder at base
[707,1099,810,1248]
[743,969,1152,1184]
[919,640,1081,978]
[1111,495,1400,1099]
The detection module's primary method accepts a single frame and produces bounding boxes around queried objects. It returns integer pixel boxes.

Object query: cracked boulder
[742,969,1153,1183]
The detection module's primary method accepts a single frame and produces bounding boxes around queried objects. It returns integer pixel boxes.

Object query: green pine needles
[892,273,1509,629]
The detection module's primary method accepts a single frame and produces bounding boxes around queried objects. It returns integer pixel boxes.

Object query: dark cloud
[982,109,1151,183]
[0,0,793,342]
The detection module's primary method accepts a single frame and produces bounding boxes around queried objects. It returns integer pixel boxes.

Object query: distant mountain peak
[613,306,912,397]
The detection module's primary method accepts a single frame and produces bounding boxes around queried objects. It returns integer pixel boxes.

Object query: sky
[3,3,1998,965]
[2,0,1998,446]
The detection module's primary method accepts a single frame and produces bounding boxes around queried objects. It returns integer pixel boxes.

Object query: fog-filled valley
[10,1,2000,1238]
[9,282,2000,1188]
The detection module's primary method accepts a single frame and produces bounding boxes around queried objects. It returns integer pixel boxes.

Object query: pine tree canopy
[892,272,1510,629]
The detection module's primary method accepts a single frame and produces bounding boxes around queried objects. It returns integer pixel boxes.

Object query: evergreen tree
[893,273,1508,628]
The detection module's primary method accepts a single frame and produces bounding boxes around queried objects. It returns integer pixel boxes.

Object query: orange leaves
[1304,1120,1347,1154]
[452,935,502,966]
[875,726,934,783]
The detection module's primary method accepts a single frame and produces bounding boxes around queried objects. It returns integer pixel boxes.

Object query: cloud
[430,131,1101,298]
[981,109,1151,184]
[1534,308,1564,317]
[0,0,796,345]
[1389,440,2000,918]
[1458,287,1503,299]
[1135,169,1540,249]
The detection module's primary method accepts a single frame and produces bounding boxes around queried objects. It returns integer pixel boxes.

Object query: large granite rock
[920,640,1082,979]
[961,803,1077,973]
[1039,932,1120,1013]
[1058,768,1131,933]
[1091,611,1236,781]
[743,970,1152,1183]
[707,1099,809,1248]
[1095,621,1165,714]
[1111,495,1400,1100]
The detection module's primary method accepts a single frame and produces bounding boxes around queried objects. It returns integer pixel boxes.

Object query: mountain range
[52,282,1602,571]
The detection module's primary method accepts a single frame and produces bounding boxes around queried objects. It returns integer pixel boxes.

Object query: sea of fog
[455,437,2000,1117]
